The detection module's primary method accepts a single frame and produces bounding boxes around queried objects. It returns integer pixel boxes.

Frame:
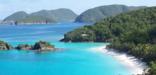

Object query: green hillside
[3,8,77,24]
[75,5,145,23]
[61,7,156,75]
[3,11,28,21]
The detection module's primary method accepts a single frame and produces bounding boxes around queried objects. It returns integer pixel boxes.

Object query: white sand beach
[89,45,147,75]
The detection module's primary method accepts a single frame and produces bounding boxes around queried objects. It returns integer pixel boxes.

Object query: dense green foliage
[148,61,156,75]
[61,27,96,42]
[3,8,77,23]
[75,5,145,23]
[62,7,156,74]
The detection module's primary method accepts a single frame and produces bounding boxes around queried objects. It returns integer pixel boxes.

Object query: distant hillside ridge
[75,4,146,23]
[3,8,77,24]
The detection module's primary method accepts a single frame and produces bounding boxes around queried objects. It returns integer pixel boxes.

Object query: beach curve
[89,44,147,75]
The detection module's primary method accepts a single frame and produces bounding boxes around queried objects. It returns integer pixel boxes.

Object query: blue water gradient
[0,23,131,75]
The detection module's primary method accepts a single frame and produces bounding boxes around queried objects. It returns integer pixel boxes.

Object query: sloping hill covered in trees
[3,8,77,24]
[75,5,145,23]
[61,7,156,75]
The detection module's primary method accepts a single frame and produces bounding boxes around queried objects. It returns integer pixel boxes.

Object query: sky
[0,0,155,19]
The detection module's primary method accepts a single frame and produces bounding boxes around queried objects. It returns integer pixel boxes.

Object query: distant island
[61,7,156,75]
[1,5,146,25]
[0,40,56,52]
[2,8,77,25]
[75,5,146,23]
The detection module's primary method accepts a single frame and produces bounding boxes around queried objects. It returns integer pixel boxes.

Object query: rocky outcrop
[32,41,55,51]
[15,41,55,51]
[0,41,12,50]
[0,40,55,51]
[15,44,32,50]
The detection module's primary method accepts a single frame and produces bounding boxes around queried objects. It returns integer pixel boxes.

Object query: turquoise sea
[0,23,131,75]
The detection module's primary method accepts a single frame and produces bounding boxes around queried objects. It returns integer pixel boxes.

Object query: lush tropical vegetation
[62,7,156,75]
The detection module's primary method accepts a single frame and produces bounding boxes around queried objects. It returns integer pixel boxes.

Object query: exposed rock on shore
[32,41,55,51]
[15,41,55,51]
[0,40,55,52]
[15,44,32,50]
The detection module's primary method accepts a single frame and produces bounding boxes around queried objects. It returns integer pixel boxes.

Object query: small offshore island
[0,40,56,52]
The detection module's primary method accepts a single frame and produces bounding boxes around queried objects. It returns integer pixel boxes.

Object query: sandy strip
[89,45,147,75]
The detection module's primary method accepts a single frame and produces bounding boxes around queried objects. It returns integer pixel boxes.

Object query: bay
[0,23,130,75]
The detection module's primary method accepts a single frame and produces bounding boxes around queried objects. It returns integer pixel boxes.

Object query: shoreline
[89,45,147,75]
